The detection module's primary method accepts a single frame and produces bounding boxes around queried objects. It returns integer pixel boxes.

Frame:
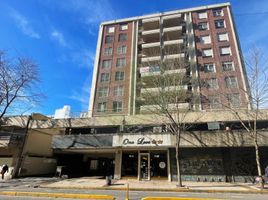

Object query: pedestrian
[265,165,268,177]
[1,164,8,180]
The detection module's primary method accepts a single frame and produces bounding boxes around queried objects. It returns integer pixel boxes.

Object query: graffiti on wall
[181,158,223,174]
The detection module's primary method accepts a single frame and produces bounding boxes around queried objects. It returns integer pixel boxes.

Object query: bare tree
[137,46,200,186]
[0,50,43,123]
[221,47,268,188]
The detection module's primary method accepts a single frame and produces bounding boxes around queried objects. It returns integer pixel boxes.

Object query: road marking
[142,197,223,200]
[0,191,115,199]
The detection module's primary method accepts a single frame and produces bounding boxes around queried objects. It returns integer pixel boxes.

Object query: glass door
[139,153,150,180]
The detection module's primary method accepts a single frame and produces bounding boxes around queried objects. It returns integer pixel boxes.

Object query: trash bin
[106,175,112,186]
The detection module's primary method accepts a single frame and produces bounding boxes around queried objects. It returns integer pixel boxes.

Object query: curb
[0,191,115,199]
[142,197,223,200]
[39,185,268,194]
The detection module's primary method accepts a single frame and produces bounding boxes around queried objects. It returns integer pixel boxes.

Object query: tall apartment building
[89,2,249,117]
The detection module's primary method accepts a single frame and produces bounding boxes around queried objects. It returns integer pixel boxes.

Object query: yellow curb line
[0,191,115,199]
[40,185,268,194]
[142,198,223,200]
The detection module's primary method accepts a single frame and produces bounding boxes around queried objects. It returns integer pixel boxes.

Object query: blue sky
[1,0,268,116]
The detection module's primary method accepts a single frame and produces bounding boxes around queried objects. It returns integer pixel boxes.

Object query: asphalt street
[1,178,268,200]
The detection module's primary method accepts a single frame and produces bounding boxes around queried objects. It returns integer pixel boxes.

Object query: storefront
[112,133,174,181]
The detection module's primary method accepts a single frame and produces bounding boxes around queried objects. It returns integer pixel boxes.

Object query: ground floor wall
[54,147,268,183]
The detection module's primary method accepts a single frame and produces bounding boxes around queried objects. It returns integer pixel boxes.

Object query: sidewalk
[40,177,268,193]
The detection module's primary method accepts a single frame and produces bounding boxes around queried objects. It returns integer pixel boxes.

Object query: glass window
[98,87,108,97]
[220,46,231,55]
[218,33,229,41]
[100,73,110,82]
[120,24,128,31]
[105,35,114,43]
[114,85,124,96]
[198,12,207,19]
[225,76,238,88]
[116,58,126,67]
[207,78,218,90]
[222,61,234,71]
[204,63,215,73]
[102,60,112,69]
[227,94,240,107]
[202,49,213,57]
[115,71,124,81]
[97,102,107,112]
[113,101,123,112]
[215,19,225,28]
[200,35,211,44]
[213,9,223,17]
[118,33,127,42]
[107,26,115,33]
[104,47,113,55]
[208,96,221,109]
[198,22,209,30]
[117,45,127,54]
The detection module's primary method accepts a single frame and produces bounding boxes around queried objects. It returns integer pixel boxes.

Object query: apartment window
[114,85,124,96]
[115,71,124,81]
[116,58,126,67]
[202,49,213,57]
[100,73,110,82]
[113,101,123,112]
[105,35,114,43]
[200,35,211,44]
[213,9,223,17]
[107,26,115,33]
[120,24,128,31]
[102,60,112,69]
[198,22,209,30]
[97,102,107,112]
[204,63,215,73]
[198,12,207,19]
[117,45,127,54]
[207,78,218,90]
[208,96,221,109]
[118,33,127,42]
[215,19,225,28]
[222,61,234,71]
[220,46,231,55]
[225,76,238,88]
[218,32,229,42]
[227,94,240,107]
[98,87,108,98]
[104,47,113,55]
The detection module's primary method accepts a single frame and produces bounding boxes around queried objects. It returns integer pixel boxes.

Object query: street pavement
[1,177,268,200]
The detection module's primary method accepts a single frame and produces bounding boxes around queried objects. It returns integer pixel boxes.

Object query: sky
[1,0,268,116]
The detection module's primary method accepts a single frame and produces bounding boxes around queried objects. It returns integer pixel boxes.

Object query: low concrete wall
[19,156,57,176]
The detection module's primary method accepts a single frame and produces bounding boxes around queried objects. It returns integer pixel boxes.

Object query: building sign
[113,134,174,147]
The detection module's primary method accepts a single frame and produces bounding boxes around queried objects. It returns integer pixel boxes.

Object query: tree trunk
[175,133,182,187]
[254,133,264,188]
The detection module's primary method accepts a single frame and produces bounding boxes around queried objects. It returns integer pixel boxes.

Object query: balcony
[141,56,161,63]
[140,103,190,112]
[142,42,161,48]
[140,65,161,77]
[164,53,185,60]
[140,85,188,94]
[163,39,184,46]
[142,29,160,36]
[163,14,183,28]
[142,17,160,31]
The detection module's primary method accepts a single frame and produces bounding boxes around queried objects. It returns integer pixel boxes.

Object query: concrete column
[114,150,122,179]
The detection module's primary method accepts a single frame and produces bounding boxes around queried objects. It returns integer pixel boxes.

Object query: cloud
[10,9,40,39]
[70,49,95,69]
[43,0,117,35]
[51,30,68,47]
[68,75,91,111]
